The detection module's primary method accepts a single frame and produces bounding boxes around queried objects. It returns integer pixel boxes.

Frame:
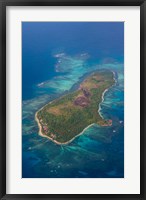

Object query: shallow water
[22,53,124,178]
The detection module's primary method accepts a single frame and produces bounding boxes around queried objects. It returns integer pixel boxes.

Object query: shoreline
[35,70,116,145]
[35,111,94,145]
[98,71,117,119]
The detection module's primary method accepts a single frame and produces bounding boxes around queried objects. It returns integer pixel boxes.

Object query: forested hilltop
[36,69,115,144]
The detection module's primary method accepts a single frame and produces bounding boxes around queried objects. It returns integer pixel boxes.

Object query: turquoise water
[22,22,124,178]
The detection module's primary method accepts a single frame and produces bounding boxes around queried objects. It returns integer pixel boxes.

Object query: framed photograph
[0,0,145,199]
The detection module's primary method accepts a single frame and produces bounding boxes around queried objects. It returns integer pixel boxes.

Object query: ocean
[22,22,124,178]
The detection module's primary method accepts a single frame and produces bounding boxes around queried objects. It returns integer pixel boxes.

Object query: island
[35,69,115,145]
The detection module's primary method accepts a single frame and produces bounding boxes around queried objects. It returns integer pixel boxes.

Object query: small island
[35,69,115,145]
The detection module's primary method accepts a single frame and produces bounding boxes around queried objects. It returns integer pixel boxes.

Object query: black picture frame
[0,0,145,199]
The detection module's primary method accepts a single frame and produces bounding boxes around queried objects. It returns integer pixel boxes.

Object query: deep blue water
[22,22,124,178]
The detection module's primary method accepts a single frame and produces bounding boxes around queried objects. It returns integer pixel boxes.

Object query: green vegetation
[36,69,114,143]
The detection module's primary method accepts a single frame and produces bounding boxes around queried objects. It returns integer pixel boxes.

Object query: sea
[22,22,124,178]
